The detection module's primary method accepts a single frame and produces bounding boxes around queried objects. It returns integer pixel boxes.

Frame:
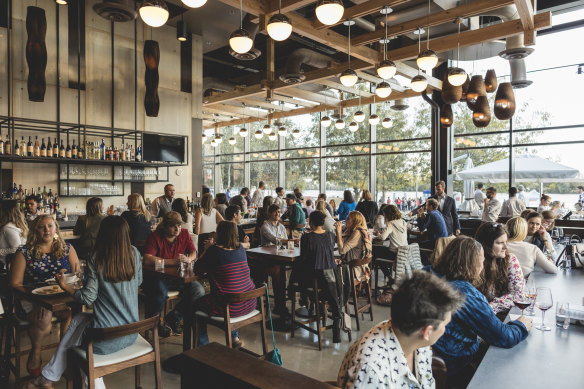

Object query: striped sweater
[195,245,256,317]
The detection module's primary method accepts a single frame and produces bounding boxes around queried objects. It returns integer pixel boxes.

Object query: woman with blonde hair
[336,211,372,281]
[74,197,113,259]
[9,215,80,377]
[121,193,152,246]
[0,200,28,265]
[506,217,557,277]
[316,200,335,233]
[355,189,378,226]
[195,193,224,257]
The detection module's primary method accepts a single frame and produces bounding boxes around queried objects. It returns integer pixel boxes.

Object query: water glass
[179,254,188,273]
[556,302,571,329]
[155,258,165,271]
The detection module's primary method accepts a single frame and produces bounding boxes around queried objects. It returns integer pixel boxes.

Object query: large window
[325,155,369,201]
[284,157,320,198]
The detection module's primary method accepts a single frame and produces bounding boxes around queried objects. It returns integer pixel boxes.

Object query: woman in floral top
[9,215,79,377]
[475,222,525,315]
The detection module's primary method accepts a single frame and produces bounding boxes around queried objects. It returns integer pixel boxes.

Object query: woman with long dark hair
[475,222,525,314]
[336,190,357,221]
[252,195,274,246]
[172,197,194,233]
[355,189,378,226]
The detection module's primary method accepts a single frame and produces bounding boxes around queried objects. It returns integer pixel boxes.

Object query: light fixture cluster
[375,6,396,100]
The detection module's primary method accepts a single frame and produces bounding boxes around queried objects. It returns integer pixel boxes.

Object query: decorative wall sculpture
[144,40,160,117]
[26,6,47,102]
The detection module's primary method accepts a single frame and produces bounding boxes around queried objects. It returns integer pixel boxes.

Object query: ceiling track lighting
[139,0,169,28]
[229,0,253,54]
[267,0,292,41]
[315,0,344,26]
[448,18,467,86]
[416,0,438,73]
[376,6,397,80]
[181,0,207,8]
[339,20,358,87]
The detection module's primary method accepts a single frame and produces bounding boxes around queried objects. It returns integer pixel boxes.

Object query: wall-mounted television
[143,133,186,163]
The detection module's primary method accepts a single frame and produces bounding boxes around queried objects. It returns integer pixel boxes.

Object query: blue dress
[19,243,72,283]
[336,201,357,221]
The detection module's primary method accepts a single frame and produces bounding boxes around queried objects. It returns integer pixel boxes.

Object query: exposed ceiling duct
[203,77,237,102]
[390,99,409,111]
[229,14,261,61]
[279,48,335,84]
[509,58,533,88]
[93,0,137,22]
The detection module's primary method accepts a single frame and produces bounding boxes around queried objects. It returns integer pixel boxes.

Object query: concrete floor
[11,299,392,388]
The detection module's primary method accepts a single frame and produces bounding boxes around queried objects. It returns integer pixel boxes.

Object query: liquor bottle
[42,186,47,200]
[46,137,52,157]
[106,146,111,161]
[65,140,71,158]
[59,140,65,158]
[20,136,26,156]
[128,144,134,161]
[113,146,119,161]
[100,139,105,160]
[71,140,77,159]
[17,184,23,201]
[27,136,33,157]
[40,138,47,157]
[5,133,11,155]
[120,144,126,161]
[0,134,4,155]
[77,144,84,159]
[12,183,17,199]
[136,145,142,161]
[53,138,59,158]
[33,136,40,157]
[14,138,20,156]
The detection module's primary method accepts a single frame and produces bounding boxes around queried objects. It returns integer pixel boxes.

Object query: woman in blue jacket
[430,236,532,387]
[336,190,357,221]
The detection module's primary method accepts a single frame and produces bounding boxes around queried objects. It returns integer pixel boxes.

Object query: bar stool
[347,257,374,331]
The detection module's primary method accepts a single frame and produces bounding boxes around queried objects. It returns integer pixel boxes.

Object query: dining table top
[142,263,200,283]
[246,245,301,263]
[11,285,77,313]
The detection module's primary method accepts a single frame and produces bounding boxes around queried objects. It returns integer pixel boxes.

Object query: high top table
[468,269,584,388]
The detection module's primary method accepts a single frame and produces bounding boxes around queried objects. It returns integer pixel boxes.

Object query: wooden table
[180,342,335,389]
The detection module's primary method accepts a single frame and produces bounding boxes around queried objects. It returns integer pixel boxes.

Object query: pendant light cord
[239,0,243,28]
[456,18,461,66]
[383,9,388,61]
[426,0,430,49]
[278,0,282,14]
[347,21,351,68]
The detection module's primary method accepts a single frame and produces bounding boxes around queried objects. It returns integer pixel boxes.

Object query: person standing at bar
[474,183,486,210]
[500,187,526,217]
[229,188,248,215]
[274,187,285,210]
[24,195,41,223]
[410,181,460,236]
[150,184,175,218]
[482,187,502,222]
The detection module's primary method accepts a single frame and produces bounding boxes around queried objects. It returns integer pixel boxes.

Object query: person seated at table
[292,211,343,343]
[475,222,525,315]
[143,211,204,337]
[355,189,378,227]
[121,193,152,247]
[194,221,256,349]
[500,186,526,217]
[229,188,248,215]
[194,193,224,255]
[537,194,551,213]
[524,211,555,254]
[315,200,336,234]
[549,201,562,217]
[573,202,584,216]
[329,199,338,217]
[336,190,357,221]
[224,205,250,249]
[172,197,194,234]
[335,211,372,282]
[214,193,228,218]
[9,215,80,377]
[505,217,557,277]
[304,199,314,218]
[337,271,464,389]
[541,210,559,236]
[22,216,142,389]
[281,194,306,239]
[417,198,448,249]
[0,200,28,266]
[372,204,388,236]
[74,197,113,259]
[260,204,288,246]
[372,205,408,281]
[430,236,531,387]
[252,196,274,247]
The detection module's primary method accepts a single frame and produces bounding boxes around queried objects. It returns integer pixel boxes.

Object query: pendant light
[239,104,248,137]
[382,117,393,128]
[354,91,365,122]
[140,0,169,28]
[229,0,253,54]
[214,134,222,144]
[181,0,207,7]
[211,138,218,147]
[278,126,287,135]
[440,104,453,127]
[335,118,345,129]
[494,82,516,120]
[460,74,470,102]
[254,129,264,139]
[448,18,467,86]
[56,0,67,4]
[442,72,462,104]
[376,81,392,98]
[263,124,272,134]
[466,75,486,110]
[349,121,358,132]
[315,0,344,26]
[177,9,188,42]
[369,95,379,125]
[202,133,208,143]
[292,128,301,138]
[472,96,491,127]
[339,20,358,87]
[416,1,438,73]
[376,6,397,80]
[268,132,277,141]
[484,69,498,93]
[229,137,236,145]
[267,0,292,41]
[410,74,427,92]
[321,93,332,126]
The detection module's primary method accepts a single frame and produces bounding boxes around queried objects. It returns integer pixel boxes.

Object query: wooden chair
[347,257,374,331]
[432,356,447,389]
[193,286,269,357]
[67,315,162,389]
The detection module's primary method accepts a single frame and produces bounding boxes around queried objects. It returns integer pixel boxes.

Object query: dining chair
[67,315,162,389]
[347,257,374,332]
[432,356,448,389]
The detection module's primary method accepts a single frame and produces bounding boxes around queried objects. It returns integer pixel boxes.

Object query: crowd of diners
[0,178,569,389]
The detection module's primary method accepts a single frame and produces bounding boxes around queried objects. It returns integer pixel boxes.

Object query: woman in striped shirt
[194,221,256,348]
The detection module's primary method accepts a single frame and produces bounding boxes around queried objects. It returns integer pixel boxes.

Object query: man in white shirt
[474,183,486,210]
[251,181,265,207]
[501,187,526,217]
[517,185,528,206]
[337,271,463,389]
[482,187,501,222]
[274,186,285,210]
[150,184,175,218]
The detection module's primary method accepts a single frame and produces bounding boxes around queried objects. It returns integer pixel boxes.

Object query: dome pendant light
[369,95,379,125]
[202,133,208,143]
[448,18,467,86]
[416,1,438,73]
[354,92,365,122]
[376,81,392,98]
[321,115,332,127]
[292,128,301,138]
[269,132,277,141]
[349,122,358,132]
[56,0,68,5]
[229,0,253,54]
[376,7,397,80]
[239,103,249,137]
[382,117,393,128]
[229,137,236,145]
[254,130,264,139]
[278,126,287,136]
[442,72,462,104]
[339,20,358,87]
[263,123,272,134]
[181,0,207,8]
[140,0,169,28]
[315,0,344,26]
[211,138,218,147]
[410,74,428,92]
[335,119,345,129]
[267,0,292,41]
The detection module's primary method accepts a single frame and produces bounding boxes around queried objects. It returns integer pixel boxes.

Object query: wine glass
[513,293,532,316]
[524,277,536,316]
[534,287,553,331]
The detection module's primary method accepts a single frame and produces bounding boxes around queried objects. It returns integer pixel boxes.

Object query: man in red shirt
[143,211,204,337]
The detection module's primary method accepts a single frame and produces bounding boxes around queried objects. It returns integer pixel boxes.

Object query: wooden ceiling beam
[203,83,267,106]
[514,0,536,45]
[314,0,409,29]
[352,0,515,46]
[269,94,318,107]
[313,79,375,97]
[282,87,340,105]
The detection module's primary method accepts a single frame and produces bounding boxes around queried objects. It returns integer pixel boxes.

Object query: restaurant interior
[1,0,584,388]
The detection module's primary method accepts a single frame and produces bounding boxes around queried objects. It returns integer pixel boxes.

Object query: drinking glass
[74,261,85,290]
[524,277,536,316]
[513,293,532,315]
[178,254,188,273]
[534,287,553,331]
[556,302,571,330]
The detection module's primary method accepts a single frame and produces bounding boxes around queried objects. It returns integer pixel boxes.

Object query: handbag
[264,284,283,366]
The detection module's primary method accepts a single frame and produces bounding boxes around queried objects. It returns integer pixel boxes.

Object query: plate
[32,285,65,296]
[44,275,78,284]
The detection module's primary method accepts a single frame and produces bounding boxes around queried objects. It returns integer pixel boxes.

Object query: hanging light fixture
[177,9,188,42]
[278,126,287,135]
[484,69,498,93]
[229,0,253,54]
[321,115,332,127]
[494,82,516,120]
[56,0,67,5]
[369,95,379,125]
[315,0,344,26]
[354,91,365,122]
[410,74,427,92]
[460,74,471,102]
[181,0,207,7]
[466,75,486,110]
[376,6,397,80]
[382,117,392,128]
[376,81,392,98]
[339,20,358,87]
[267,0,292,41]
[229,137,236,145]
[448,18,467,86]
[416,1,438,72]
[473,96,491,127]
[214,134,222,144]
[335,118,345,129]
[292,129,301,138]
[263,123,272,134]
[349,121,358,132]
[239,104,248,137]
[140,0,169,28]
[211,138,218,147]
[268,132,277,141]
[254,129,264,139]
[442,72,462,104]
[202,133,208,143]
[440,104,453,127]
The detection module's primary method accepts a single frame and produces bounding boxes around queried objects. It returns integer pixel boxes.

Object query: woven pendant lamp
[484,69,498,93]
[460,75,470,102]
[442,71,462,104]
[472,95,491,127]
[466,75,486,111]
[440,104,453,127]
[494,82,516,120]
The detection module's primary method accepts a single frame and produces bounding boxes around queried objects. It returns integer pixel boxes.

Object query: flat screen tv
[143,133,185,163]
